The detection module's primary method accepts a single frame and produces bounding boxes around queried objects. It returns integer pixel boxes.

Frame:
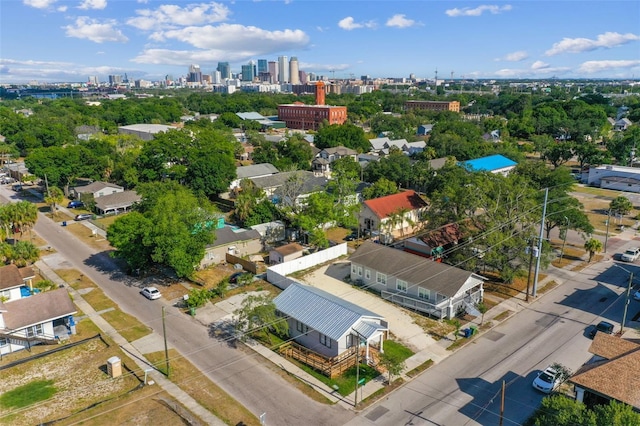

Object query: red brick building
[405,100,460,112]
[277,81,347,130]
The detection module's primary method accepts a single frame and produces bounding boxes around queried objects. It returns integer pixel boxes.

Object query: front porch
[381,289,483,320]
[278,341,383,379]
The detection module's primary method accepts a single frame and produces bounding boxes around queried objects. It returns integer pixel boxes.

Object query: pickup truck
[621,247,640,262]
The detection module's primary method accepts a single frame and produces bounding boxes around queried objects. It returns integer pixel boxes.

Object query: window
[319,334,331,348]
[352,264,357,274]
[376,272,387,285]
[364,269,371,280]
[0,337,8,347]
[296,321,308,333]
[418,287,430,300]
[0,290,11,301]
[397,279,408,292]
[26,324,43,338]
[357,266,363,277]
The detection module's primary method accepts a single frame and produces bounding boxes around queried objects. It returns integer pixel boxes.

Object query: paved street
[0,187,354,426]
[345,234,640,426]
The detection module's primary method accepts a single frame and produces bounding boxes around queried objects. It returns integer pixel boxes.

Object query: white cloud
[531,60,549,70]
[133,24,309,65]
[578,60,640,74]
[299,62,350,72]
[78,0,107,10]
[500,51,528,62]
[338,16,376,30]
[57,5,67,11]
[0,58,139,83]
[445,4,512,17]
[23,0,58,9]
[546,32,640,56]
[127,2,231,31]
[63,17,129,43]
[386,14,417,28]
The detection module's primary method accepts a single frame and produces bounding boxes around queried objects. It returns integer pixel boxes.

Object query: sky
[1,0,639,84]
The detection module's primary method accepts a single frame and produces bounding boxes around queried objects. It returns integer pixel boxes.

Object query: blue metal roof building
[459,154,517,174]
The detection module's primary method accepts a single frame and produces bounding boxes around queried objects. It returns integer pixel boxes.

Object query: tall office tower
[188,64,202,83]
[241,63,255,82]
[289,57,300,84]
[299,70,307,84]
[268,61,278,84]
[278,56,289,83]
[258,59,268,74]
[88,75,99,86]
[108,75,122,86]
[212,70,221,84]
[217,62,231,79]
[308,72,316,82]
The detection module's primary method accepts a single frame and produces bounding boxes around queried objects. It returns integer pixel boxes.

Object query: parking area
[298,261,449,357]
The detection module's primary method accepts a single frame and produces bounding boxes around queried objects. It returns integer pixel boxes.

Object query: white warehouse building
[587,165,640,193]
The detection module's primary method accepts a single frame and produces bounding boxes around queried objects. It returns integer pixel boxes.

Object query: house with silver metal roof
[273,282,387,360]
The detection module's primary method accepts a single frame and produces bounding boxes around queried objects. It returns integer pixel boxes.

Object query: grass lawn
[81,287,117,312]
[0,380,56,409]
[145,349,259,426]
[297,362,381,396]
[101,309,152,342]
[383,340,414,362]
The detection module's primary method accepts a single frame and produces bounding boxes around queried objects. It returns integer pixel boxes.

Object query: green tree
[9,240,40,266]
[533,395,596,426]
[362,178,398,200]
[610,196,633,216]
[476,301,488,325]
[594,400,640,425]
[314,123,369,152]
[233,294,288,345]
[379,352,406,384]
[44,187,64,218]
[584,238,603,262]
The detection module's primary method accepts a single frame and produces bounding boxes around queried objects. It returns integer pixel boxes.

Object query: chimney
[315,81,325,106]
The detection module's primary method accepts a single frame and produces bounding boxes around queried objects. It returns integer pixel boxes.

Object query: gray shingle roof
[74,181,123,194]
[252,171,328,194]
[209,226,261,247]
[94,191,141,211]
[274,282,384,341]
[237,163,279,179]
[3,288,76,330]
[350,241,479,298]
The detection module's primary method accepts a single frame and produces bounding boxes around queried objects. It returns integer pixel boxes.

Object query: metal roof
[459,154,517,172]
[237,163,279,179]
[273,282,384,341]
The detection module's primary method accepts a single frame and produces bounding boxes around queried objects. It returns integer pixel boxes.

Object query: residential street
[345,235,640,426]
[0,187,354,426]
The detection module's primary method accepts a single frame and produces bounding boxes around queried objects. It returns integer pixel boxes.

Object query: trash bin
[463,328,471,338]
[189,307,196,316]
[470,325,478,336]
[62,221,67,227]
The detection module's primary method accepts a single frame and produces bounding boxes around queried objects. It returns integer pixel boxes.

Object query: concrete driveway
[298,261,450,361]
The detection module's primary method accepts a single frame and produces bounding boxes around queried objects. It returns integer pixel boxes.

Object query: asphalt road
[345,242,640,426]
[1,187,354,426]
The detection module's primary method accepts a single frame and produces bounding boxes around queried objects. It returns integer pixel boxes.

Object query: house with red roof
[359,190,428,240]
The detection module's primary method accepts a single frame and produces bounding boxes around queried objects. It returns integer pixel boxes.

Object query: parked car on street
[68,200,85,208]
[589,321,614,339]
[621,247,640,262]
[633,289,640,301]
[141,286,161,300]
[532,366,561,394]
[75,213,93,221]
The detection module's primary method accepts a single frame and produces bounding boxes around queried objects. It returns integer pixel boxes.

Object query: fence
[267,243,348,289]
[278,341,362,378]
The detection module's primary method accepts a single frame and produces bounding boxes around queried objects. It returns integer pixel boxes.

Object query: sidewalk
[35,259,225,426]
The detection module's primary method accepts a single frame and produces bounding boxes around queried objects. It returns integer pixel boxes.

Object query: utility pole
[532,188,548,298]
[525,238,536,302]
[621,272,634,334]
[162,306,170,377]
[354,341,360,408]
[604,209,612,252]
[559,216,569,265]
[499,380,505,426]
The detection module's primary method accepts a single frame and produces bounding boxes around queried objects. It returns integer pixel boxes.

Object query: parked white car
[532,366,561,394]
[141,286,161,300]
[621,247,640,262]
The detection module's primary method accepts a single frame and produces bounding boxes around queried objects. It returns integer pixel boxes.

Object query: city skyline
[1,1,639,84]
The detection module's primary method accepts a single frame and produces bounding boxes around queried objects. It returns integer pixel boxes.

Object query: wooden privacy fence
[278,341,364,378]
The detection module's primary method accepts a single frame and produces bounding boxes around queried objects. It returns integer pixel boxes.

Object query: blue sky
[1,1,639,84]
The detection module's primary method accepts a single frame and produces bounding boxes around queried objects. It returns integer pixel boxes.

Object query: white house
[269,242,305,265]
[0,264,77,355]
[273,282,387,360]
[359,190,428,239]
[230,163,279,191]
[71,181,124,199]
[349,241,485,320]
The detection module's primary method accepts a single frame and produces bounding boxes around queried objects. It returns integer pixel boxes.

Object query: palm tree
[44,187,64,218]
[584,238,603,262]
